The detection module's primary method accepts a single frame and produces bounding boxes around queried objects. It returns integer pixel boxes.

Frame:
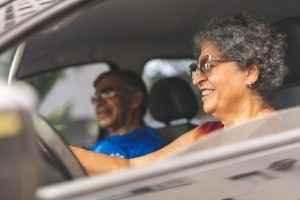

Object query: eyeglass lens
[189,55,211,79]
[91,87,117,104]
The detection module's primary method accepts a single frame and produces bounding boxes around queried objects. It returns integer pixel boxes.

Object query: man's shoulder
[137,126,165,138]
[128,126,167,145]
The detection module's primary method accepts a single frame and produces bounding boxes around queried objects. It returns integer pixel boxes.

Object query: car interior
[1,0,300,199]
[270,17,300,109]
[149,77,198,143]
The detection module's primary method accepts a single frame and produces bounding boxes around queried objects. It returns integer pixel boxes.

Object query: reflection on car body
[37,107,300,200]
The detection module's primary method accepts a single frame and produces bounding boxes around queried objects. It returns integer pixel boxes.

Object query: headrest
[275,17,300,84]
[149,77,198,124]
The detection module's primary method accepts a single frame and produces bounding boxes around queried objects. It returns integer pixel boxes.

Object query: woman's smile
[200,89,215,97]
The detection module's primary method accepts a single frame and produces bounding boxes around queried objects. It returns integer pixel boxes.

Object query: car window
[142,58,213,128]
[0,46,16,78]
[22,63,110,148]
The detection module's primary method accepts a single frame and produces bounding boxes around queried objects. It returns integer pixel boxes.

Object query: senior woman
[72,11,287,175]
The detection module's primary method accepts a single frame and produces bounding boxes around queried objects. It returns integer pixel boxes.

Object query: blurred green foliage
[47,102,73,143]
[25,72,64,99]
[0,47,16,78]
[0,47,73,143]
[25,71,73,144]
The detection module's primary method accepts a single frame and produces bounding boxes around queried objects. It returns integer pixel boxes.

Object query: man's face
[93,76,134,131]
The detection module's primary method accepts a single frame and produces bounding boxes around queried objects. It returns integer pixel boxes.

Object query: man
[89,70,167,159]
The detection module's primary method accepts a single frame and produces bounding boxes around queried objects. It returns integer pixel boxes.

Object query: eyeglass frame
[189,54,227,79]
[91,86,133,104]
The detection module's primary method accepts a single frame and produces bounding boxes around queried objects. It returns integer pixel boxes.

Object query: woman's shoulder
[174,121,224,143]
[197,121,224,136]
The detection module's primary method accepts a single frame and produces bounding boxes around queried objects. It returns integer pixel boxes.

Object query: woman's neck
[215,100,275,128]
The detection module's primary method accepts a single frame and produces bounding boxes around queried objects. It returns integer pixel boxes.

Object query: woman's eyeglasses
[189,55,226,79]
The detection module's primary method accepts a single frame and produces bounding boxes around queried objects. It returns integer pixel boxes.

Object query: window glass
[23,63,110,148]
[0,46,16,78]
[142,59,213,127]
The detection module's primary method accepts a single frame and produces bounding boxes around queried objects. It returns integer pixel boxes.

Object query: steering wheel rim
[32,113,87,179]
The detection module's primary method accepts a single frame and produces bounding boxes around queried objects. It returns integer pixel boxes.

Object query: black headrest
[275,17,300,84]
[149,77,198,124]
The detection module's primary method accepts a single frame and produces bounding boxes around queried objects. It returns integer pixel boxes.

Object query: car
[1,0,300,199]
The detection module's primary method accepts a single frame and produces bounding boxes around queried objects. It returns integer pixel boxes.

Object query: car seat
[149,77,198,143]
[270,17,300,109]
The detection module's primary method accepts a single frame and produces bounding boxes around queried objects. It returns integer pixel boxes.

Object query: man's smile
[96,107,112,119]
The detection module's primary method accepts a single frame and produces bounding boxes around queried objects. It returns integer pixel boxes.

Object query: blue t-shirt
[90,127,167,159]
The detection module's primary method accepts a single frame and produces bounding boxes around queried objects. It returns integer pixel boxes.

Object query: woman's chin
[202,103,216,115]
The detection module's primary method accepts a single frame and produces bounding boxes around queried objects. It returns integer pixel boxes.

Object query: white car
[0,0,300,199]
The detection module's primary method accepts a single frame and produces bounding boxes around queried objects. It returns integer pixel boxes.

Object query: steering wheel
[32,113,87,181]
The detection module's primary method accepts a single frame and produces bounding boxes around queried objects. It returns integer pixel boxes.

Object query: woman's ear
[245,64,260,84]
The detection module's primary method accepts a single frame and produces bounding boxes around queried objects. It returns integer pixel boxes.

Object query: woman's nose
[192,70,207,86]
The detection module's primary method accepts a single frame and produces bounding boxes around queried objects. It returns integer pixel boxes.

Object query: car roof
[0,0,297,79]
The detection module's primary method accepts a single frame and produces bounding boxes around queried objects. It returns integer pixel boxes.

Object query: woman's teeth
[202,89,213,96]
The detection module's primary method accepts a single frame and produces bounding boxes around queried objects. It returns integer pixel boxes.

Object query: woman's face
[193,42,250,116]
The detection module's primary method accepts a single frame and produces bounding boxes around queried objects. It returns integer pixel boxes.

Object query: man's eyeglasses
[91,87,130,104]
[189,55,226,79]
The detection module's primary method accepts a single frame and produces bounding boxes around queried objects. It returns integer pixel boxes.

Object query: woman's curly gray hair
[193,11,288,100]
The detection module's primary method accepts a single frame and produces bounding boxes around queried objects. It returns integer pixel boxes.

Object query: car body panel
[36,107,300,200]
